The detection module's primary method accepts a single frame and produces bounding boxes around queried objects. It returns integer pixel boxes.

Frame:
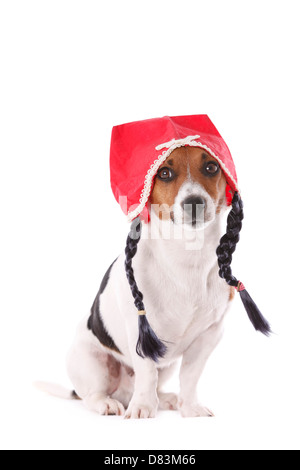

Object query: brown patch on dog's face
[150,146,227,222]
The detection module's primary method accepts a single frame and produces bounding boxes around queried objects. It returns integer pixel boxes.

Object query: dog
[36,115,270,418]
[66,145,234,419]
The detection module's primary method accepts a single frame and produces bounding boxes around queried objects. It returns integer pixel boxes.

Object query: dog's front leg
[179,318,224,418]
[125,357,158,420]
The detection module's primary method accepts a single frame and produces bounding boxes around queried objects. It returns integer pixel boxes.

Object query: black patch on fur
[87,259,122,355]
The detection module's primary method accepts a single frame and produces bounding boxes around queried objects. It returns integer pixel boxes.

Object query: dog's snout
[181,196,205,211]
[181,196,206,225]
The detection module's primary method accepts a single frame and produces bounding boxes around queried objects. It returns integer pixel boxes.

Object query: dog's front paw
[125,399,158,419]
[180,402,214,418]
[158,392,179,411]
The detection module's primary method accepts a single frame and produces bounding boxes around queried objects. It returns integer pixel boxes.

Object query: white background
[1,0,300,451]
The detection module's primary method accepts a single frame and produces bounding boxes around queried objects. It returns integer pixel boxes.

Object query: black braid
[125,218,145,311]
[217,192,271,336]
[125,217,167,362]
[216,192,244,288]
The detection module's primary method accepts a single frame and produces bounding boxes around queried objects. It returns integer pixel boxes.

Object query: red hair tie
[236,281,245,293]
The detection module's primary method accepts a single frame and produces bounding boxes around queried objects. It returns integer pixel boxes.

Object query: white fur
[66,181,232,419]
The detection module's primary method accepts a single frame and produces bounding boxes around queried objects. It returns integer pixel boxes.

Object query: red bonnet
[110,115,238,222]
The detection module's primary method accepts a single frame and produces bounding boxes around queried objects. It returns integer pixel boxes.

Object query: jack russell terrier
[38,115,271,418]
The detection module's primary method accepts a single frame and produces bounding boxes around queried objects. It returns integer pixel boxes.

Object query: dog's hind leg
[67,322,125,416]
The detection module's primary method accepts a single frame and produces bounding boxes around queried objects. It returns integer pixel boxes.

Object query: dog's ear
[216,192,271,336]
[125,218,167,362]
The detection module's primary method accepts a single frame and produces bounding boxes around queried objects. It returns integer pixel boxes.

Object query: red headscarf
[110,115,239,222]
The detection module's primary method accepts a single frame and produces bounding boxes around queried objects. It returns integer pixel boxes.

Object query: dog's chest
[138,249,230,354]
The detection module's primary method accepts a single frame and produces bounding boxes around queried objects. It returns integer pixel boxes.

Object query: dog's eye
[204,162,220,176]
[157,167,175,182]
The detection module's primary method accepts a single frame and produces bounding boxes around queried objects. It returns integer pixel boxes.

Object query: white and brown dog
[66,146,235,419]
[37,116,270,418]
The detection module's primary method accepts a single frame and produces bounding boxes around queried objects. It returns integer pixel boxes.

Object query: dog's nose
[181,196,206,223]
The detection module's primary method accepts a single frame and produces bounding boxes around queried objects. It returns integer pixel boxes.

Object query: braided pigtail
[125,217,167,362]
[216,192,271,336]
